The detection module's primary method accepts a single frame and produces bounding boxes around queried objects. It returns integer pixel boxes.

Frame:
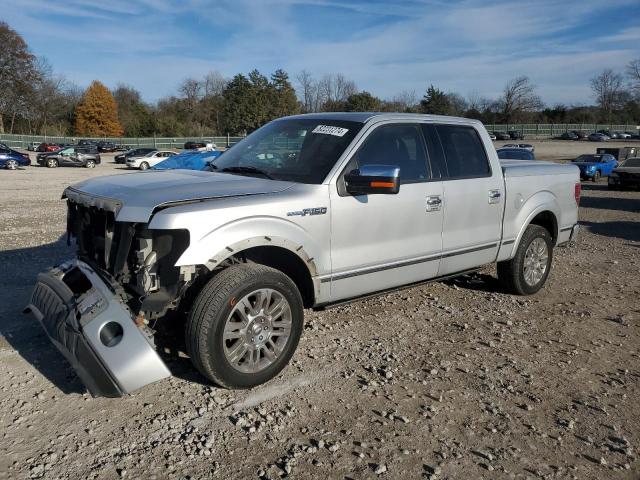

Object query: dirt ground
[0,141,638,479]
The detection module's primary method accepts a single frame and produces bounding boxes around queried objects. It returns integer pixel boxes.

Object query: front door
[329,123,444,301]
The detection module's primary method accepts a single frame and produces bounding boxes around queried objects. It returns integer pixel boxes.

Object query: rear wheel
[46,158,58,168]
[139,161,149,170]
[5,159,18,170]
[498,224,553,295]
[85,159,96,168]
[186,264,304,389]
[592,170,601,182]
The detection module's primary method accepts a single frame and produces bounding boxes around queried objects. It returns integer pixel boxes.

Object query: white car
[126,150,177,170]
[502,143,534,152]
[27,142,41,151]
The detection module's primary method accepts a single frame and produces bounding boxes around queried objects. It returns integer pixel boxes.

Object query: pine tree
[420,85,451,115]
[270,69,299,118]
[75,80,124,136]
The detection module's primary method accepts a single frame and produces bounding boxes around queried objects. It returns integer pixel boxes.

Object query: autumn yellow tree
[75,80,123,136]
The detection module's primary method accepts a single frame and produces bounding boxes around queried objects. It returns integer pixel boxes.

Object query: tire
[186,263,304,389]
[85,159,96,168]
[139,161,149,170]
[497,224,553,295]
[592,170,601,182]
[46,158,58,168]
[5,159,18,170]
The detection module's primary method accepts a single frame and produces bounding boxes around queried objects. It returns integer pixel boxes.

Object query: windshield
[574,155,596,162]
[498,149,530,160]
[212,119,363,183]
[622,158,640,167]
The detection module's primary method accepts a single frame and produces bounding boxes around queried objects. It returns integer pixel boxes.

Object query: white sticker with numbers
[312,125,349,137]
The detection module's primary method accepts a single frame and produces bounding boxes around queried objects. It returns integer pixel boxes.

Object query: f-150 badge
[287,207,327,217]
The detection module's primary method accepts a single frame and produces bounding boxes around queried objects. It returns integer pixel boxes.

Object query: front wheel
[497,224,553,295]
[592,170,601,182]
[139,161,149,170]
[5,159,18,170]
[186,264,304,389]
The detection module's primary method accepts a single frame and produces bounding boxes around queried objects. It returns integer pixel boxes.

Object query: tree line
[1,21,639,138]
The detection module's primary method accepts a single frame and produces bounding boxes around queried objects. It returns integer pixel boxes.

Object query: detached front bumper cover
[25,259,171,397]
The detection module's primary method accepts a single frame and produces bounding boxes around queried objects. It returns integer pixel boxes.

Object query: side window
[351,124,428,184]
[435,125,491,179]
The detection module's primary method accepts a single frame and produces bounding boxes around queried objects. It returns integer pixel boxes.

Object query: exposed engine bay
[66,199,193,319]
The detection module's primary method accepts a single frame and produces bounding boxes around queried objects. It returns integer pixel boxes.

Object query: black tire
[139,161,149,170]
[592,170,601,182]
[85,159,96,168]
[185,264,304,389]
[497,224,553,295]
[46,158,58,168]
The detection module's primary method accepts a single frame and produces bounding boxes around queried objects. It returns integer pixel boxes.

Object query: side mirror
[344,164,400,195]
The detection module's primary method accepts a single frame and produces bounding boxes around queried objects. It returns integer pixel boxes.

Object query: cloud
[1,0,638,105]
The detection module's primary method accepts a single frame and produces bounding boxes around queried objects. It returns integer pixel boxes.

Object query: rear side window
[434,125,491,179]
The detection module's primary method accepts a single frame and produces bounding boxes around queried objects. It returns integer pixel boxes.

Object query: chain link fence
[484,124,639,138]
[0,134,246,150]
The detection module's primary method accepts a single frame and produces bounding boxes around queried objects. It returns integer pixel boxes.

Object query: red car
[36,143,61,152]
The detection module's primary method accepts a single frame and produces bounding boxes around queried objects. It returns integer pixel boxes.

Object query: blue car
[572,153,618,182]
[152,150,222,171]
[0,143,30,170]
[496,148,535,161]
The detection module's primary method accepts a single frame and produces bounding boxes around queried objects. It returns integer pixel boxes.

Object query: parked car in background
[608,157,640,190]
[508,130,524,140]
[489,133,497,141]
[78,139,98,147]
[114,144,131,151]
[97,141,118,152]
[114,148,157,164]
[560,132,579,140]
[502,143,534,152]
[615,132,631,139]
[588,133,609,142]
[496,148,536,160]
[27,141,41,151]
[493,131,511,140]
[37,146,101,168]
[572,153,618,181]
[572,130,589,140]
[36,142,61,152]
[152,150,223,171]
[597,130,618,139]
[126,150,177,170]
[596,146,639,163]
[0,143,31,169]
[184,141,208,150]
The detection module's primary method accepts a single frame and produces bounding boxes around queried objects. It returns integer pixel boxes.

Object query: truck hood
[64,170,295,222]
[613,166,640,173]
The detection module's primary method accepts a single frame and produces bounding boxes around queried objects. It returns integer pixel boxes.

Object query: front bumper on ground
[25,259,171,397]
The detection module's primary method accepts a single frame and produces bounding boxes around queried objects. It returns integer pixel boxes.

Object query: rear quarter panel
[497,162,579,262]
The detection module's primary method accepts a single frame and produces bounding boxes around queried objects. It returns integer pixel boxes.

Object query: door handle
[426,195,442,212]
[488,190,501,204]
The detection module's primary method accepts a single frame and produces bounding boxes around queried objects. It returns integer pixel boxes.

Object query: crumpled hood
[64,169,294,222]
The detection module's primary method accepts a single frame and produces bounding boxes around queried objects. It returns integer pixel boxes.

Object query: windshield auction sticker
[312,125,349,137]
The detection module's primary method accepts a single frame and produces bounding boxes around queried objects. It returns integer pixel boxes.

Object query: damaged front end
[26,195,194,397]
[25,260,171,397]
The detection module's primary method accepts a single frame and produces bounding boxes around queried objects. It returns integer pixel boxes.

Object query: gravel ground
[0,141,639,479]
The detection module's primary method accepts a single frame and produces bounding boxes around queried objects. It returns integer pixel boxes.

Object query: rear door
[422,124,503,276]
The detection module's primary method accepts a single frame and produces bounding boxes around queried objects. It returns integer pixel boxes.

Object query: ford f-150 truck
[25,113,580,397]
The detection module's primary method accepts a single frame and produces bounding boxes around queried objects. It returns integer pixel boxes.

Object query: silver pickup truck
[26,113,580,397]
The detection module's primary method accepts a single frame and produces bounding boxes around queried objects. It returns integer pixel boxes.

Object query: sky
[2,0,639,106]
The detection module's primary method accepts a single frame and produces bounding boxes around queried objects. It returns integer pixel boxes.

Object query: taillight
[574,183,581,206]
